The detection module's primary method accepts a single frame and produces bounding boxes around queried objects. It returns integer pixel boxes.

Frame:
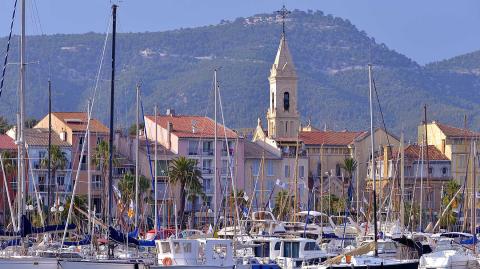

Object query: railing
[201,149,214,156]
[202,168,213,174]
[92,181,103,190]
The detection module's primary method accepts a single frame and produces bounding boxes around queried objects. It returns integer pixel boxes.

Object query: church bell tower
[267,7,300,139]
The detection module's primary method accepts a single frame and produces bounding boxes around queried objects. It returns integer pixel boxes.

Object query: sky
[0,0,479,64]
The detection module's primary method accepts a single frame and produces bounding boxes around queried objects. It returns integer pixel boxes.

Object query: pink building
[144,110,245,221]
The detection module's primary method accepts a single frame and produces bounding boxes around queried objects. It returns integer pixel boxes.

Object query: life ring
[162,257,173,266]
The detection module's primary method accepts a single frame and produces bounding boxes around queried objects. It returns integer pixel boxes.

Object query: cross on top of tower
[276,5,290,36]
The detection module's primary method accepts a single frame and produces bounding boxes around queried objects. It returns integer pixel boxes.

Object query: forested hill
[0,9,479,138]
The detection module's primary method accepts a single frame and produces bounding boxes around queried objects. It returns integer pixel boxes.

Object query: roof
[270,35,297,78]
[388,145,449,161]
[433,121,480,138]
[145,114,237,139]
[0,134,16,150]
[244,141,280,159]
[300,131,365,146]
[404,145,449,161]
[24,128,71,147]
[52,112,109,133]
[138,136,175,156]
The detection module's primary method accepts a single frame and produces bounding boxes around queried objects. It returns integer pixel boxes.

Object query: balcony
[202,167,213,175]
[201,149,214,156]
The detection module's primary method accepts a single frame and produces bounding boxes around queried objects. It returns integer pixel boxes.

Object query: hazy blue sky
[0,0,479,64]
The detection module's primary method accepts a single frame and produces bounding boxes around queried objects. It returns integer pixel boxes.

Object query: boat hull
[0,257,58,269]
[326,261,419,269]
[58,260,148,269]
[150,266,234,269]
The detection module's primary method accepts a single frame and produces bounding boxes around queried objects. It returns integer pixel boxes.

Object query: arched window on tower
[283,92,290,111]
[271,92,275,110]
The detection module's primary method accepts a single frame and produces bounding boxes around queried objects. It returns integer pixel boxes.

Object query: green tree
[24,118,38,128]
[117,172,150,229]
[41,145,68,219]
[168,157,203,228]
[61,195,88,230]
[92,140,118,221]
[0,117,11,134]
[440,180,461,230]
[273,190,292,220]
[128,123,144,136]
[341,158,357,182]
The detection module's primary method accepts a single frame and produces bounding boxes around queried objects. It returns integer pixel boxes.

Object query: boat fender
[163,257,173,266]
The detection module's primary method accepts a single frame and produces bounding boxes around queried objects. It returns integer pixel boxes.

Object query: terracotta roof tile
[434,121,480,138]
[24,128,71,147]
[0,134,16,150]
[145,114,237,139]
[300,131,365,146]
[52,112,109,133]
[390,145,449,161]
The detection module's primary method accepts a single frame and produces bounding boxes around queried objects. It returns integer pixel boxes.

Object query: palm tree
[0,117,11,134]
[440,180,461,230]
[273,190,292,220]
[341,158,357,182]
[61,195,88,231]
[168,157,203,228]
[41,145,68,217]
[117,173,151,229]
[92,140,117,222]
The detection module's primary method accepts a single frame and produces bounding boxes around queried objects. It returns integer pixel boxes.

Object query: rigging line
[0,0,18,98]
[61,16,111,245]
[372,78,392,149]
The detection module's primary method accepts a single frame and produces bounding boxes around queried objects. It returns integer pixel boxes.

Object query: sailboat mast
[16,0,26,236]
[107,5,117,253]
[473,140,477,253]
[213,69,218,226]
[424,105,432,223]
[135,84,140,230]
[47,80,52,225]
[154,105,158,233]
[368,64,378,256]
[87,99,92,232]
[400,131,405,229]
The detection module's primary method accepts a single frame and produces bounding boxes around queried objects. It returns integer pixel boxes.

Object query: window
[267,160,274,176]
[202,141,213,155]
[316,163,321,177]
[188,141,198,155]
[285,121,288,135]
[428,167,433,175]
[39,151,46,160]
[283,92,290,111]
[93,175,102,189]
[79,155,87,170]
[299,165,305,179]
[335,164,341,177]
[38,176,46,192]
[96,137,103,145]
[274,242,281,251]
[161,242,171,254]
[57,176,65,186]
[283,242,299,258]
[254,243,270,258]
[252,160,260,177]
[203,159,212,174]
[203,178,212,192]
[271,92,275,109]
[78,137,84,150]
[442,167,448,176]
[284,165,290,178]
[304,242,320,251]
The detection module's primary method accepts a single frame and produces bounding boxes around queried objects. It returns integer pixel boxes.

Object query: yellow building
[418,121,480,184]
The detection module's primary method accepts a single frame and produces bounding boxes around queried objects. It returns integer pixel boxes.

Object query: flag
[276,179,286,189]
[243,193,249,202]
[113,185,122,199]
[208,224,213,234]
[127,200,134,219]
[268,200,273,212]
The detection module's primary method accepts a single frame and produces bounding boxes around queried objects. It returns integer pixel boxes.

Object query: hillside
[0,9,479,138]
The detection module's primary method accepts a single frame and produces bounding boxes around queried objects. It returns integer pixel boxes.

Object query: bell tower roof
[270,35,297,78]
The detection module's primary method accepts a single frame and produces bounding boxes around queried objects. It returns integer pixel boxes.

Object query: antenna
[276,5,290,37]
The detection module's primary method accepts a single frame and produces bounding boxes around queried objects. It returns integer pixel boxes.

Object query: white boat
[249,211,286,235]
[274,237,334,269]
[418,238,479,269]
[152,237,235,269]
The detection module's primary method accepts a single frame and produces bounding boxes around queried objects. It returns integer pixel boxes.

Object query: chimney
[60,131,67,141]
[167,121,173,150]
[166,108,175,116]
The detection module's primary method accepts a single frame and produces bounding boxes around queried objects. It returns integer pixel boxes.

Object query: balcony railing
[202,168,213,175]
[202,149,214,156]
